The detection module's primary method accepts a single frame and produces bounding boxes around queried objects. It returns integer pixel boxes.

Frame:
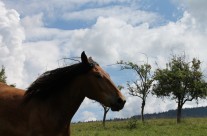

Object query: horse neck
[52,78,85,123]
[23,83,84,136]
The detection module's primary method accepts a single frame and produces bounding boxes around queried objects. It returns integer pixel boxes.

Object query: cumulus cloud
[0,2,70,88]
[81,111,97,122]
[178,0,207,32]
[0,1,25,87]
[64,13,207,66]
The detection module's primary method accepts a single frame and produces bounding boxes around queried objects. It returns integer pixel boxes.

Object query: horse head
[80,52,126,111]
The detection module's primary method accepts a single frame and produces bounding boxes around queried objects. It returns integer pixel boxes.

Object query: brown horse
[0,51,126,136]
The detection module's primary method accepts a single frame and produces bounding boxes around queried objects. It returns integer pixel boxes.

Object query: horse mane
[23,60,96,104]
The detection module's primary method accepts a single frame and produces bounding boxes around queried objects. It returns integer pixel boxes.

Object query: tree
[101,104,110,127]
[0,66,7,83]
[153,54,207,123]
[118,61,154,122]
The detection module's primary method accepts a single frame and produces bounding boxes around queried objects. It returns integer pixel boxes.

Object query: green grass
[71,118,207,136]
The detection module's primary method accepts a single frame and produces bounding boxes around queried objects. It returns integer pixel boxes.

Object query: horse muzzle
[111,97,126,111]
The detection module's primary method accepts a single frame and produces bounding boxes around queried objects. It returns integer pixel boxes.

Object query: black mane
[23,62,94,104]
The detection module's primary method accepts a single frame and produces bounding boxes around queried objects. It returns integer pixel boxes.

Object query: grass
[71,118,207,136]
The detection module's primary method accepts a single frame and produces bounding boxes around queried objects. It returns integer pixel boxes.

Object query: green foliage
[71,118,207,136]
[117,60,154,122]
[117,60,153,99]
[0,66,7,83]
[127,118,138,129]
[153,55,207,102]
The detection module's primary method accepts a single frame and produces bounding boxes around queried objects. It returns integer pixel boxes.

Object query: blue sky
[139,0,183,21]
[1,0,207,122]
[45,0,183,30]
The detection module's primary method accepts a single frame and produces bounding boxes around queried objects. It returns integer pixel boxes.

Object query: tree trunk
[177,102,183,123]
[102,107,109,127]
[141,100,145,123]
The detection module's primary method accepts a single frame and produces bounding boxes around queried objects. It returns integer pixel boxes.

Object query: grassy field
[71,118,207,136]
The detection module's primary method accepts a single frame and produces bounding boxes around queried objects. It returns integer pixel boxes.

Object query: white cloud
[179,0,207,32]
[63,13,207,66]
[21,14,75,42]
[63,6,160,26]
[82,111,97,122]
[2,0,140,19]
[0,1,25,87]
[22,41,62,86]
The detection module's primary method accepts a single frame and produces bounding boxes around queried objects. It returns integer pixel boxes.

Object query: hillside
[133,106,207,119]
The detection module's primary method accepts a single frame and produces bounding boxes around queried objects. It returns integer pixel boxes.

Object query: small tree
[0,66,7,83]
[118,61,154,122]
[153,54,207,123]
[101,104,110,127]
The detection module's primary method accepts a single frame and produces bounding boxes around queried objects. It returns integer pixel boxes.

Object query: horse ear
[81,51,89,64]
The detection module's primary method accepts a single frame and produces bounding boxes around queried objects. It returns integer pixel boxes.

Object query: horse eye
[95,73,103,79]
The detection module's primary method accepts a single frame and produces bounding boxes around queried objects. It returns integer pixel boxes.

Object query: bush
[127,118,137,129]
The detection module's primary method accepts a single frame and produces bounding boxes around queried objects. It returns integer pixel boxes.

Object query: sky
[0,0,207,122]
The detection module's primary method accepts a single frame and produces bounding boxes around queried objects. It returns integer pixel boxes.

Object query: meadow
[71,118,207,136]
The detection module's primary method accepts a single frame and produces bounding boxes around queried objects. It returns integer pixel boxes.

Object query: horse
[0,51,126,136]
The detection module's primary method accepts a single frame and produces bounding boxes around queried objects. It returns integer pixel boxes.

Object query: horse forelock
[23,61,97,104]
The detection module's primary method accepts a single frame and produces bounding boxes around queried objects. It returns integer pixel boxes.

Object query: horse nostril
[117,98,126,105]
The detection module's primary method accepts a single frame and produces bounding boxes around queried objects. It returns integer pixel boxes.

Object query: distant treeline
[132,106,207,119]
[74,106,207,123]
